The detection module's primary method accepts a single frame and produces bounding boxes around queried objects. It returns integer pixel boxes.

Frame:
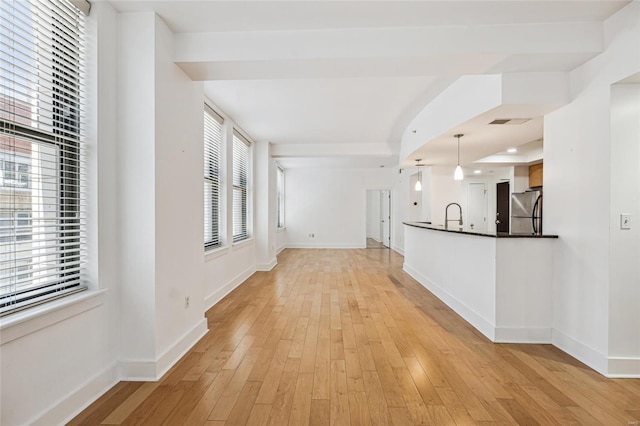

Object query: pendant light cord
[454,134,463,166]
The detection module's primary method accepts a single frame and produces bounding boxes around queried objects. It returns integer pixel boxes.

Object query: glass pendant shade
[415,179,422,191]
[454,165,464,181]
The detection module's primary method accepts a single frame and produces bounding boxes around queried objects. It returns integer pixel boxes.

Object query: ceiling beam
[271,143,395,158]
[174,22,602,63]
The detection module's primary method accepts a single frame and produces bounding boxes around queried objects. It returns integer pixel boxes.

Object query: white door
[467,183,487,233]
[381,190,391,247]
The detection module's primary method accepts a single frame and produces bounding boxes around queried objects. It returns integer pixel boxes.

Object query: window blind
[232,131,249,242]
[277,166,284,228]
[204,105,222,248]
[0,0,87,316]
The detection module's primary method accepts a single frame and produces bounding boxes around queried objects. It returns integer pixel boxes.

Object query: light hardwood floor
[70,249,640,425]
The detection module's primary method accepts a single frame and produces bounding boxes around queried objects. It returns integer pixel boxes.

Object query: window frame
[0,0,87,317]
[203,104,223,250]
[232,131,251,243]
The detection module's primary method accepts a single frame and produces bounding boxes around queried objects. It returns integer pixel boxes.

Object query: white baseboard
[256,257,277,271]
[120,318,208,381]
[494,326,552,343]
[403,262,495,341]
[392,245,404,256]
[552,328,608,375]
[205,265,256,311]
[118,360,157,381]
[155,318,208,379]
[33,320,208,424]
[286,243,365,249]
[31,361,120,426]
[276,246,286,255]
[607,356,640,378]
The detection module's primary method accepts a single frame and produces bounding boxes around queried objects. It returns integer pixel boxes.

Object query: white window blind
[0,0,87,316]
[232,131,249,242]
[277,166,284,228]
[204,105,222,248]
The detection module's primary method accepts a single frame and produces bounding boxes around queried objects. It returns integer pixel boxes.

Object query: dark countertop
[403,222,558,239]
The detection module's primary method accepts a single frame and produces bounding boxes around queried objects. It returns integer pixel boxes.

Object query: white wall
[608,82,640,370]
[285,168,395,248]
[544,1,640,376]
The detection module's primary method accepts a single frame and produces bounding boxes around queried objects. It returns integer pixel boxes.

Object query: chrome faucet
[445,203,463,230]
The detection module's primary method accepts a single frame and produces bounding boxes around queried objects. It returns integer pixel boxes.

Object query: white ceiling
[107,0,630,168]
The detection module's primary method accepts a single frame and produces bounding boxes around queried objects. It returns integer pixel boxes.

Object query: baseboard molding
[552,328,608,375]
[256,257,277,272]
[286,243,365,249]
[205,265,256,311]
[392,245,404,256]
[155,318,208,379]
[31,361,120,426]
[276,246,286,255]
[120,318,208,381]
[607,356,640,378]
[403,262,495,341]
[494,326,552,343]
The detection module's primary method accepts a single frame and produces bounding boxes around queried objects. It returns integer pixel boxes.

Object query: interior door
[381,190,391,247]
[496,181,510,233]
[467,183,487,232]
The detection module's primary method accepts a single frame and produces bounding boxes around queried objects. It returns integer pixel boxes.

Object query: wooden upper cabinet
[529,163,543,188]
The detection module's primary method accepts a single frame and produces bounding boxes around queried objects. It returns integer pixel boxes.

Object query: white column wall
[254,141,277,271]
[544,1,640,375]
[392,167,409,254]
[608,83,640,375]
[153,15,208,366]
[117,12,158,366]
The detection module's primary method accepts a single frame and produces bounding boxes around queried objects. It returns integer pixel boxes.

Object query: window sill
[233,237,254,250]
[0,288,107,345]
[205,245,229,262]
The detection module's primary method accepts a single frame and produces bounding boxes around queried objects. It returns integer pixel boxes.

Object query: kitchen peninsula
[403,222,558,344]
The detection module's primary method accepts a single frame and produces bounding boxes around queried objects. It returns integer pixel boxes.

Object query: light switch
[620,214,631,230]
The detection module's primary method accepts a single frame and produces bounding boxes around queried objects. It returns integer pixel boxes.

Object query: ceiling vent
[489,118,531,125]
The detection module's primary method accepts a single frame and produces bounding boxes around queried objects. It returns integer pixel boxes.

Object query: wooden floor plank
[65,248,640,426]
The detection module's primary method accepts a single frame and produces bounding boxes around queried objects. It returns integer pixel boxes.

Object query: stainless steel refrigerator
[511,190,542,235]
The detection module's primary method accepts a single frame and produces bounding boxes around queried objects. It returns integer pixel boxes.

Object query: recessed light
[474,170,481,174]
[507,148,518,153]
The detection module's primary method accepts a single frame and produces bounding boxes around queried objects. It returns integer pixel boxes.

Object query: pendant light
[454,134,464,181]
[414,159,422,191]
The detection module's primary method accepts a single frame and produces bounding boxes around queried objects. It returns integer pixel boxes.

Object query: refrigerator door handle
[532,195,541,235]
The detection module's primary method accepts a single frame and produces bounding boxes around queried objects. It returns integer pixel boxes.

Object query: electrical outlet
[184,296,190,309]
[621,214,631,230]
